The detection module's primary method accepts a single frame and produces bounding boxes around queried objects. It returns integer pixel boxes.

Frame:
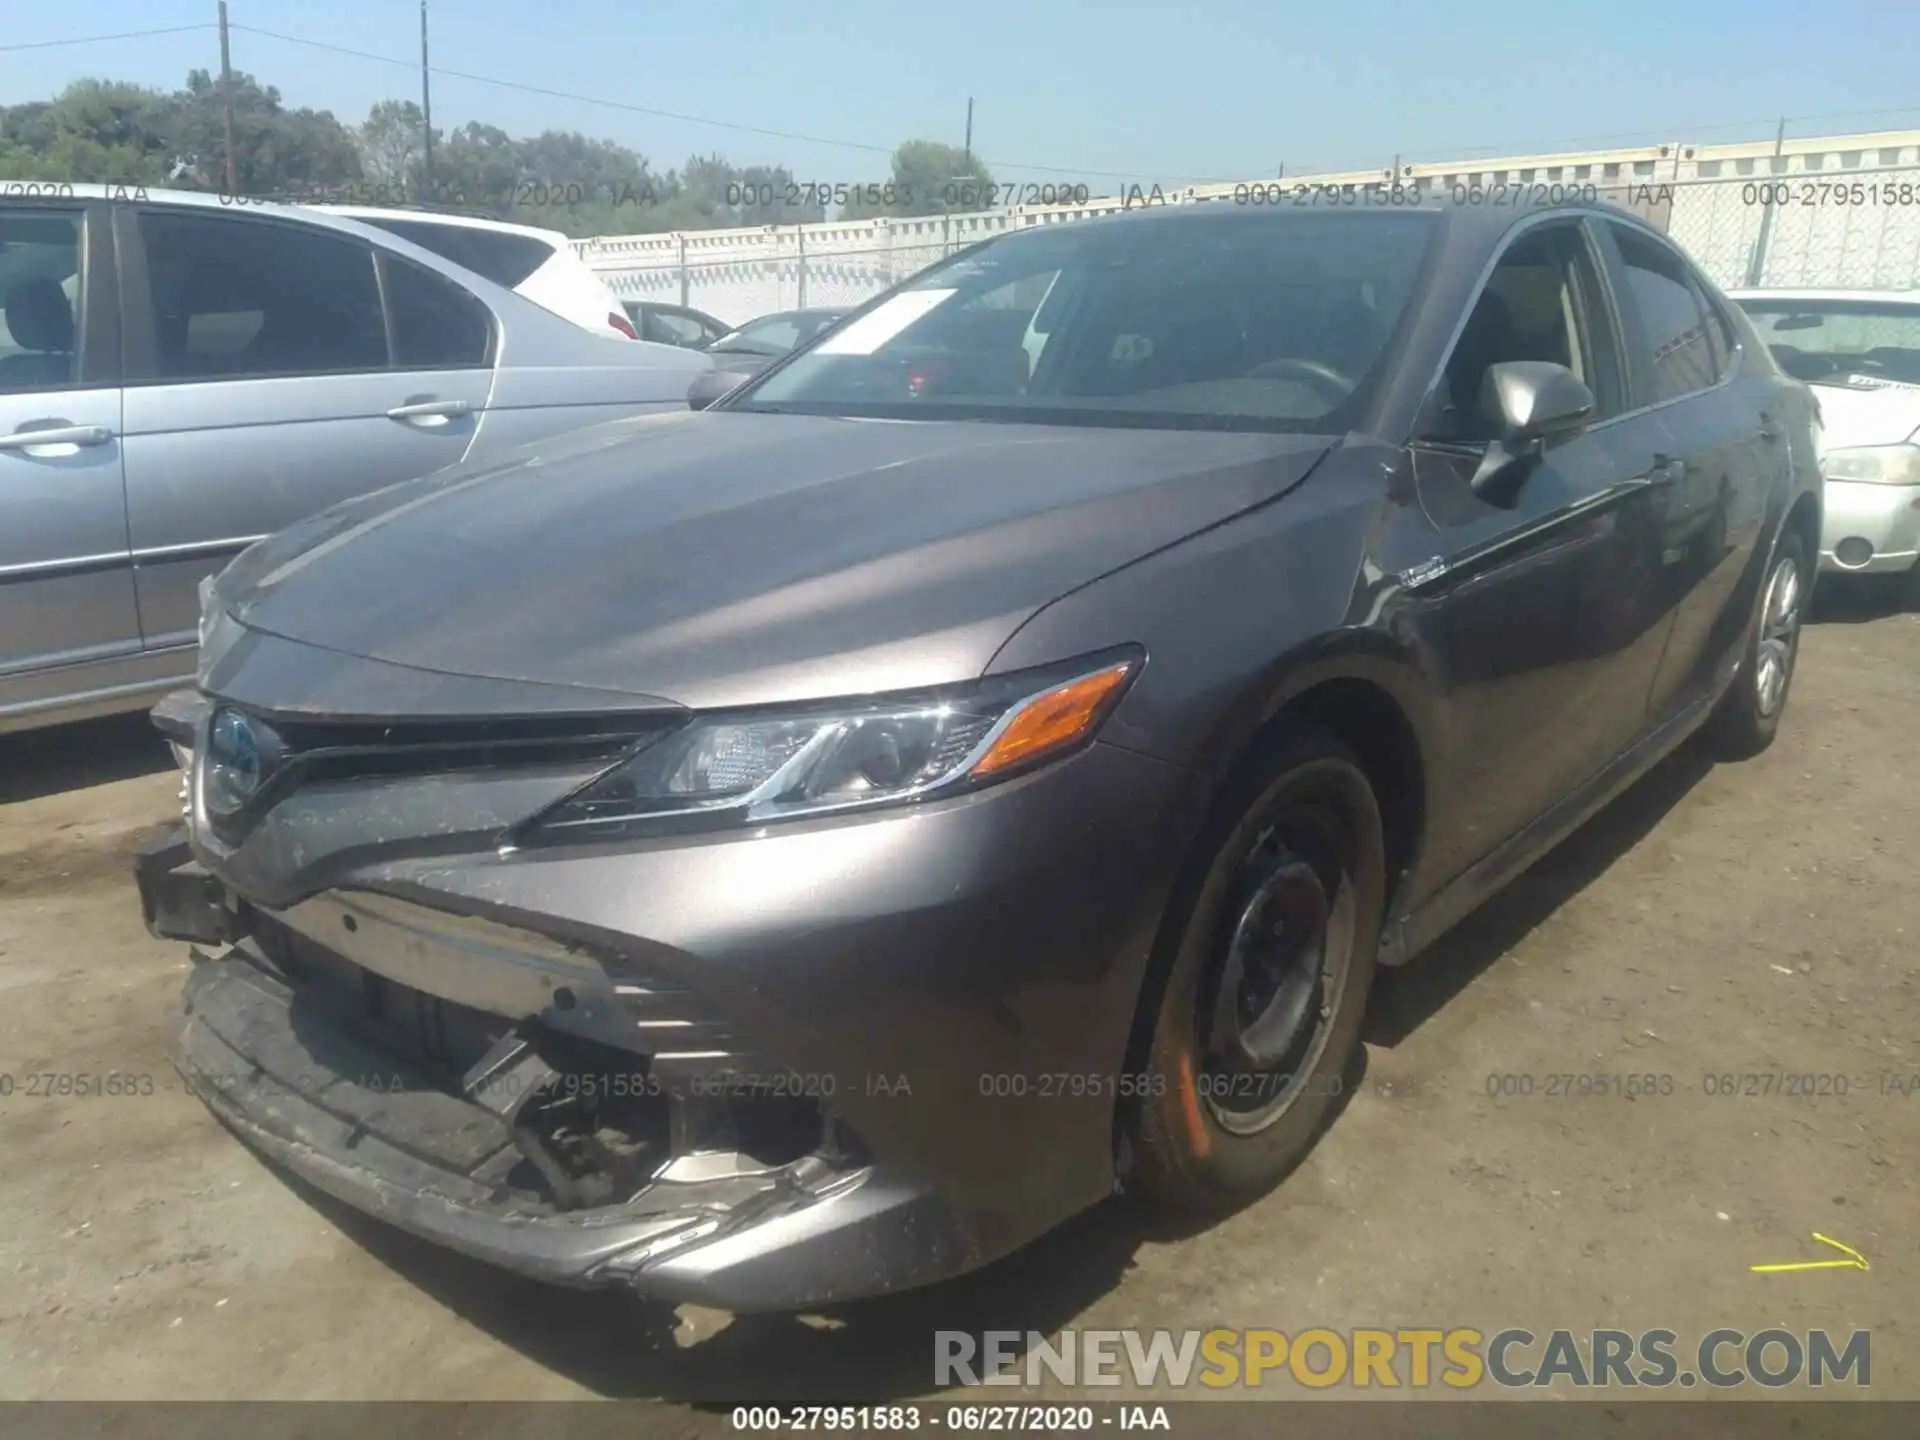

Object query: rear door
[1597,221,1774,724]
[0,198,136,716]
[118,205,495,652]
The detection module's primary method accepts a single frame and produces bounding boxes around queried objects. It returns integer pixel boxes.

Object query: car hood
[1810,377,1920,451]
[216,410,1335,712]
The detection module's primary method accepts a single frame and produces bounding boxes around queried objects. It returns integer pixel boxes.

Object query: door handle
[386,397,471,424]
[0,423,113,451]
[1648,455,1686,486]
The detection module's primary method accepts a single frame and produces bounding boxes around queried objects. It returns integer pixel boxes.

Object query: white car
[1730,288,1920,578]
[315,207,638,341]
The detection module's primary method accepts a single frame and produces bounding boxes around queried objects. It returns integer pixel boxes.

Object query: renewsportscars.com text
[936,1327,1871,1390]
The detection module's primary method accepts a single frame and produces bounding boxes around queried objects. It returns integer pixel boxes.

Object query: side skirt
[1378,681,1724,968]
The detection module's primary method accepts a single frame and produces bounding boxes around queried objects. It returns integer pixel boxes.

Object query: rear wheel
[1707,530,1808,760]
[1128,726,1385,1212]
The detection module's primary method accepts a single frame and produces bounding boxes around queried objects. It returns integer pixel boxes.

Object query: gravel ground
[1,583,1914,1412]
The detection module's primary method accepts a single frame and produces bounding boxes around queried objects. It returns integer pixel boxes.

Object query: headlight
[521,651,1140,841]
[1823,443,1920,486]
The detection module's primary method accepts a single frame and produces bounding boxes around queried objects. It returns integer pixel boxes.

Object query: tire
[1127,725,1386,1214]
[1706,529,1809,761]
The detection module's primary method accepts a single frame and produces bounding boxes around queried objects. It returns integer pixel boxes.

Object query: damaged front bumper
[157,863,977,1311]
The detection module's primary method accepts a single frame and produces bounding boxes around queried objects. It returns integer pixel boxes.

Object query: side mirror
[687,367,747,411]
[1469,361,1596,505]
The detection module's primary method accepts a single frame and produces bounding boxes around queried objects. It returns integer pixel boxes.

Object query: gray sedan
[0,187,712,734]
[138,198,1818,1311]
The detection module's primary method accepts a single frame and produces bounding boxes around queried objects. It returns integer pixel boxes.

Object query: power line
[13,20,1920,189]
[225,26,1920,187]
[228,24,1231,184]
[233,26,892,160]
[0,23,215,53]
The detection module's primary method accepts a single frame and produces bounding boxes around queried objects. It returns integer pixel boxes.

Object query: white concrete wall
[578,129,1920,321]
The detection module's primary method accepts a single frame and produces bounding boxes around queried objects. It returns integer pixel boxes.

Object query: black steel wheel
[1128,724,1386,1212]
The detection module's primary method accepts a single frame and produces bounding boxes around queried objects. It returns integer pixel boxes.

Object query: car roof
[311,205,572,248]
[1055,192,1591,229]
[1725,287,1920,305]
[1,186,571,251]
[984,194,1676,264]
[0,183,516,247]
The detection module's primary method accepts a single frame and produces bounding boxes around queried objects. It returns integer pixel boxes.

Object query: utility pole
[420,1,434,190]
[963,97,974,171]
[218,1,237,195]
[1745,116,1789,288]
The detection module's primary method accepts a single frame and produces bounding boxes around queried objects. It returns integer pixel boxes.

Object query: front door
[1409,218,1671,888]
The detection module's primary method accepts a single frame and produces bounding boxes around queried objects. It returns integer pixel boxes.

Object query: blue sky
[3,0,1915,189]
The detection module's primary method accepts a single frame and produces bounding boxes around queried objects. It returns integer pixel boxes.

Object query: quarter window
[1608,225,1718,404]
[356,218,552,288]
[139,211,387,380]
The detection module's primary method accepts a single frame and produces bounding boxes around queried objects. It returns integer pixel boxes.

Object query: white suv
[315,207,636,341]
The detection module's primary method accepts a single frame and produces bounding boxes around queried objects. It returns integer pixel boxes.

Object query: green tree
[0,67,992,239]
[0,81,177,183]
[358,99,425,188]
[840,139,995,219]
[169,70,362,194]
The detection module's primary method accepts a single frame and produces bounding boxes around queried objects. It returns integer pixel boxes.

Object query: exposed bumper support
[176,949,978,1309]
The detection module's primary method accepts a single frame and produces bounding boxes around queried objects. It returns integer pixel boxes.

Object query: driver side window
[1429,222,1622,443]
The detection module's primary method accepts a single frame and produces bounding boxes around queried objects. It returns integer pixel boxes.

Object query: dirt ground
[1,582,1915,1412]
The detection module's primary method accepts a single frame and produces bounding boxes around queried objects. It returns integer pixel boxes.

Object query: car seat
[0,279,76,388]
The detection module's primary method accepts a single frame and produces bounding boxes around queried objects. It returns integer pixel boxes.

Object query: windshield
[1736,299,1920,386]
[730,211,1438,432]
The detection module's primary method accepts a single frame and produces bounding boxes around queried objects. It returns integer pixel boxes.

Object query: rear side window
[383,256,494,369]
[1608,225,1718,404]
[0,208,83,394]
[359,218,552,288]
[138,211,387,381]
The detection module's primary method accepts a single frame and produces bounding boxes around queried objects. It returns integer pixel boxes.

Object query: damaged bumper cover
[177,945,969,1307]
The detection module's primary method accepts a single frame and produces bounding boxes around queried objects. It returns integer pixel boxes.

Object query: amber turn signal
[969,662,1135,777]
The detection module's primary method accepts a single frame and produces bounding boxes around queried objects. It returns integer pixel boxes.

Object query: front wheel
[1706,529,1808,760]
[1127,726,1386,1213]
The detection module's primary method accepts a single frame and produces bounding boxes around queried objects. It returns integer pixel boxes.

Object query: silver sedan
[0,186,714,734]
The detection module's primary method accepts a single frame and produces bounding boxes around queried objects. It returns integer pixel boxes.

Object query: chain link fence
[580,162,1920,328]
[1667,164,1920,290]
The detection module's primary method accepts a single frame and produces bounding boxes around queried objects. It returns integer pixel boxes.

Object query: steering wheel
[1245,356,1356,402]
